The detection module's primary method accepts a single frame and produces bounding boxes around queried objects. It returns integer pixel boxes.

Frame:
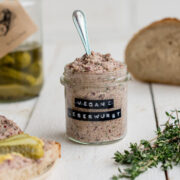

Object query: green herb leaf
[113,110,180,179]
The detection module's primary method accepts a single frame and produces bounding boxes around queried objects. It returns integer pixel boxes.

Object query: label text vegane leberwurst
[75,98,114,109]
[68,108,121,121]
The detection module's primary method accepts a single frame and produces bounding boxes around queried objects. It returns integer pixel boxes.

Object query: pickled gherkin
[0,55,15,66]
[0,43,43,101]
[0,67,36,85]
[14,52,32,69]
[0,134,44,159]
[27,61,42,77]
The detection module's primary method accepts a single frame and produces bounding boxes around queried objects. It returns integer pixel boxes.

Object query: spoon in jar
[72,10,91,55]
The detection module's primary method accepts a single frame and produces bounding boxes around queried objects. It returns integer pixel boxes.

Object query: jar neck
[61,65,128,87]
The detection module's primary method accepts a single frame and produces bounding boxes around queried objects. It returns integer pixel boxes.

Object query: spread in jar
[61,51,128,144]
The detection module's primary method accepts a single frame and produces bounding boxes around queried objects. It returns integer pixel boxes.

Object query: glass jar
[0,0,43,101]
[61,65,128,144]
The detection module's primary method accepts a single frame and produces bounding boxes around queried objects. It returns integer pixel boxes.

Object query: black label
[0,9,12,36]
[75,98,114,109]
[68,108,121,121]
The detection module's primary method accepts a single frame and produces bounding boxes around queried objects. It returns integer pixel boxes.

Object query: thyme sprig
[113,110,180,180]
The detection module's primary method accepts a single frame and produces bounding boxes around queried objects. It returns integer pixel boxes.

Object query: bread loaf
[125,18,180,85]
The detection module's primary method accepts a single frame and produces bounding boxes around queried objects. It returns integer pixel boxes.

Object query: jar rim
[60,70,129,87]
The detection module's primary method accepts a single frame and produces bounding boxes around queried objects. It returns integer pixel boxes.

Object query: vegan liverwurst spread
[0,116,22,140]
[63,51,127,143]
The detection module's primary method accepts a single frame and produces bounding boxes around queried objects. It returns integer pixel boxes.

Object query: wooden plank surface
[0,44,56,130]
[152,84,180,180]
[26,43,165,180]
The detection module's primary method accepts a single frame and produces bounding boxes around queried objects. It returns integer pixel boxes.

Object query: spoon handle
[72,10,91,55]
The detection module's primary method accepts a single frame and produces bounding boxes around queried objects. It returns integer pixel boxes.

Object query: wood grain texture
[26,43,166,180]
[152,84,180,180]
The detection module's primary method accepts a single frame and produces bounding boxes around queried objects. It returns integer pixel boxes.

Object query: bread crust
[125,18,180,85]
[55,142,61,158]
[131,75,180,86]
[125,18,180,54]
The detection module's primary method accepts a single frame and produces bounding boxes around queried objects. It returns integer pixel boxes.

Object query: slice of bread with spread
[125,18,180,85]
[0,115,61,180]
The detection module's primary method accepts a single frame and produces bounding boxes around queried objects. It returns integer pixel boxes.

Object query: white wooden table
[0,41,179,180]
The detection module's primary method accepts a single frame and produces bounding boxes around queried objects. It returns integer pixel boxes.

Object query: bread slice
[125,18,180,85]
[0,116,61,180]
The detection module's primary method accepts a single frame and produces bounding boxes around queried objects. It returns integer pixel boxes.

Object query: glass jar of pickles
[0,0,43,101]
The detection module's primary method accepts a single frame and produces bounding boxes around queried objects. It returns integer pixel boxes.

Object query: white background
[42,0,180,44]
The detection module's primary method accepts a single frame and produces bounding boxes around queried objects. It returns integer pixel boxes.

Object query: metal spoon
[72,10,91,55]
